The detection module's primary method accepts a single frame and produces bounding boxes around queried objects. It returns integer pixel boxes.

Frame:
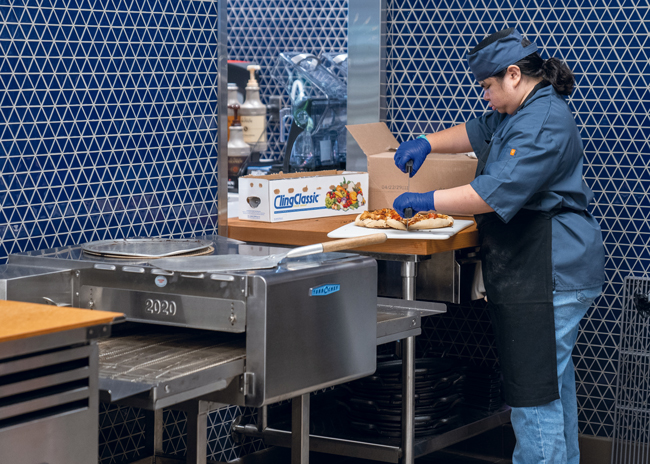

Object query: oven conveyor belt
[97,327,246,408]
[96,304,436,409]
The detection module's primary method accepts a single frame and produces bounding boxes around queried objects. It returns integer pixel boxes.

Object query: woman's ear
[506,65,522,86]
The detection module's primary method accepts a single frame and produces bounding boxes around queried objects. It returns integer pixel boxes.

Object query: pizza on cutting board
[355,209,453,230]
[405,211,454,230]
[354,208,407,230]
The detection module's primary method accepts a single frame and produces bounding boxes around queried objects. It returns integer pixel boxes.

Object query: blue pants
[510,286,602,464]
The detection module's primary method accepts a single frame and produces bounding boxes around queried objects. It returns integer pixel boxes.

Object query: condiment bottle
[240,64,268,152]
[227,83,240,140]
[227,107,251,191]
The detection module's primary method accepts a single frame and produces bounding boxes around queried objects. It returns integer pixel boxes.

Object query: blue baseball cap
[467,28,538,81]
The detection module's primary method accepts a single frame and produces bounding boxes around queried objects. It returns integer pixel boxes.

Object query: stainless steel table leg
[401,261,417,464]
[292,393,310,464]
[258,405,268,432]
[154,409,164,461]
[185,400,209,464]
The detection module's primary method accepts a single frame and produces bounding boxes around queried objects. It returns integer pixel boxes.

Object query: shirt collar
[512,81,552,116]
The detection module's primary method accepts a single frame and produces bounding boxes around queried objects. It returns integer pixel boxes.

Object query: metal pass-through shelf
[98,327,246,410]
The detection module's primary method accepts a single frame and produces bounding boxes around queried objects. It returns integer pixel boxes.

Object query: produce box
[347,123,478,210]
[238,170,368,222]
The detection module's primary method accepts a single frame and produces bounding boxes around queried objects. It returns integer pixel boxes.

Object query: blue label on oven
[309,284,340,296]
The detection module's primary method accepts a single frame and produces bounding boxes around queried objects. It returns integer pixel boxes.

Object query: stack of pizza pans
[341,355,463,438]
[457,364,504,412]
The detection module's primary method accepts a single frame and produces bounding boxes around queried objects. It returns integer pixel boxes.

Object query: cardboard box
[347,123,478,210]
[238,170,368,222]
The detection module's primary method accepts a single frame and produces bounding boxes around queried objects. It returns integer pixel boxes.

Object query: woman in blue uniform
[393,28,605,464]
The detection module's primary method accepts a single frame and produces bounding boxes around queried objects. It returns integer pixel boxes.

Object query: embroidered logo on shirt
[510,149,516,156]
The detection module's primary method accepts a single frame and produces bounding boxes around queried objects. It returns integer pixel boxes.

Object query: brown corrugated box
[347,123,478,210]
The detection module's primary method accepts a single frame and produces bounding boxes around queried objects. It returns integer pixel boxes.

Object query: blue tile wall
[228,0,348,161]
[99,403,147,463]
[385,0,650,438]
[160,406,263,462]
[1,1,221,463]
[0,0,220,265]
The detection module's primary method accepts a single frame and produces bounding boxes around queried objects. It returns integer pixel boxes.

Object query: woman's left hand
[393,191,435,218]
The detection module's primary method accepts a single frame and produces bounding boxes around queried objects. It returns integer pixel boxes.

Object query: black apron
[476,209,559,407]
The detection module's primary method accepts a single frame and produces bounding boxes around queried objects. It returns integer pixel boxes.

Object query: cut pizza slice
[406,211,454,230]
[355,208,407,230]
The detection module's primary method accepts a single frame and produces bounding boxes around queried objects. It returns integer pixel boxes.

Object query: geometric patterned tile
[98,402,147,464]
[0,1,220,264]
[417,299,499,368]
[385,0,650,438]
[161,406,264,462]
[162,409,188,457]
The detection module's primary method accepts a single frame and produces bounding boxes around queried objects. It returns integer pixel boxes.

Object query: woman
[393,28,604,464]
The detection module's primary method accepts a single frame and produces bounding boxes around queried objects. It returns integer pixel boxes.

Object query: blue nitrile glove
[393,191,436,218]
[394,136,431,177]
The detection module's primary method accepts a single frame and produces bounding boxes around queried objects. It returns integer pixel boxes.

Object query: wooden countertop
[228,215,479,256]
[0,300,123,344]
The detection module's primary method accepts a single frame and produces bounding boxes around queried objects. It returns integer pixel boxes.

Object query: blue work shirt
[467,84,605,291]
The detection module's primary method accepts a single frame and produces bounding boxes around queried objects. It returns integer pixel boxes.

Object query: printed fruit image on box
[325,179,366,211]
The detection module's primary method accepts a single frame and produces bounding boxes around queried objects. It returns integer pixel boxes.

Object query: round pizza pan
[81,238,214,258]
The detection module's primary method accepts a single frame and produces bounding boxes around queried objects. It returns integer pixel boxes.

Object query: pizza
[405,211,454,230]
[354,208,407,230]
[354,209,454,230]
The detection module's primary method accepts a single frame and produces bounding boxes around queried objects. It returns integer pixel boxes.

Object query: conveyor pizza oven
[0,236,377,406]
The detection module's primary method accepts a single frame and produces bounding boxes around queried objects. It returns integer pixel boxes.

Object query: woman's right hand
[394,137,432,177]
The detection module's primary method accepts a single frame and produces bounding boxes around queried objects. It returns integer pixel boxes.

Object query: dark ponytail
[539,57,575,95]
[493,38,575,95]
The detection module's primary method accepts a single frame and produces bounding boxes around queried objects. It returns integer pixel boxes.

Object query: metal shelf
[246,402,511,463]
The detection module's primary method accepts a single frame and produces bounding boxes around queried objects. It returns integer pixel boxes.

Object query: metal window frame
[217,0,229,237]
[347,0,387,172]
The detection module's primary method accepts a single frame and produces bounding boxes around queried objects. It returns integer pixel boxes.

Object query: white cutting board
[327,219,474,240]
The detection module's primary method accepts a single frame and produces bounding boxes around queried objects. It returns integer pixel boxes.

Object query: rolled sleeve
[471,128,562,223]
[466,111,508,161]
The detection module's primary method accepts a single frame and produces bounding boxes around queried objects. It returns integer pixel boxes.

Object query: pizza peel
[150,233,387,273]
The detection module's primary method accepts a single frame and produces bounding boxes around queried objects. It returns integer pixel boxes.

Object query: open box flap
[346,123,400,157]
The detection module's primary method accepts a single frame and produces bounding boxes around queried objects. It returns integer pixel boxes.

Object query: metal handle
[42,297,70,307]
[404,160,414,219]
[405,160,413,175]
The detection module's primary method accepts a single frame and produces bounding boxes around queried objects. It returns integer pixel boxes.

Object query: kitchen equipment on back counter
[240,64,268,153]
[320,52,348,84]
[227,106,252,191]
[274,52,348,172]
